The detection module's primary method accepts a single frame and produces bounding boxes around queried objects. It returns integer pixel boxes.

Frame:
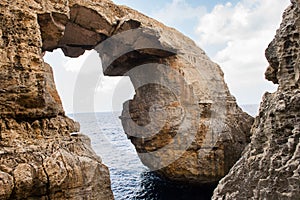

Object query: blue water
[70,112,216,200]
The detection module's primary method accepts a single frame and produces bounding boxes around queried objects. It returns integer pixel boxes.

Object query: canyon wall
[213,0,300,199]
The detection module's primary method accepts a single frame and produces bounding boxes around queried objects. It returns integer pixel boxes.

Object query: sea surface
[69,106,257,200]
[70,112,216,200]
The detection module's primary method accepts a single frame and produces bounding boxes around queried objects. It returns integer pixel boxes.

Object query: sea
[69,105,258,200]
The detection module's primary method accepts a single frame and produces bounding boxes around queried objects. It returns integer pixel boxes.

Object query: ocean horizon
[68,104,258,199]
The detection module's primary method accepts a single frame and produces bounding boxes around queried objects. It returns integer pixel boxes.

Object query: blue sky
[113,0,240,12]
[44,0,290,114]
[112,0,239,44]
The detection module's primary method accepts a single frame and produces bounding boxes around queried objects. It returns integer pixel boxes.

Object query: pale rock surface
[213,1,300,199]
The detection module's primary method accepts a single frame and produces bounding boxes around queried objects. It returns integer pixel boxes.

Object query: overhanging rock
[0,1,254,199]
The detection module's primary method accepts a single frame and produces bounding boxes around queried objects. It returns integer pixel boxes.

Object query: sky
[44,0,290,114]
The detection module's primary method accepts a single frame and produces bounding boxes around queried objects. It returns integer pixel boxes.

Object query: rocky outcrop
[37,0,253,184]
[98,3,253,184]
[107,6,254,185]
[120,51,253,184]
[0,121,113,199]
[1,0,253,198]
[213,1,300,199]
[0,0,113,199]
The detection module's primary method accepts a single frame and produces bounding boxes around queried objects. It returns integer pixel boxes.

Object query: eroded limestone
[213,1,300,199]
[34,0,254,184]
[0,0,254,199]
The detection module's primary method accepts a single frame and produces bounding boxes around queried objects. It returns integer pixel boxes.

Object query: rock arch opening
[38,2,254,184]
[43,49,135,113]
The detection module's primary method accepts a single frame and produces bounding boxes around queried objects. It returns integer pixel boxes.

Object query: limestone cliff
[0,0,253,198]
[37,0,253,184]
[213,1,300,199]
[0,0,113,199]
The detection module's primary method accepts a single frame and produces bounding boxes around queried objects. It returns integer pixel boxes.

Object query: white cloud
[197,0,289,48]
[153,0,206,24]
[94,76,135,112]
[63,50,100,73]
[96,76,122,92]
[196,0,290,105]
[152,0,206,37]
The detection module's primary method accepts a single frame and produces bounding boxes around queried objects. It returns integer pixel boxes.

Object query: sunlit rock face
[119,32,254,184]
[213,1,300,199]
[0,0,116,199]
[0,0,253,198]
[37,2,254,184]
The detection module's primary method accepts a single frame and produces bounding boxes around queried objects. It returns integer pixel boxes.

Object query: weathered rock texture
[0,0,114,199]
[0,0,253,197]
[37,0,253,184]
[95,2,252,184]
[213,1,300,199]
[45,0,255,184]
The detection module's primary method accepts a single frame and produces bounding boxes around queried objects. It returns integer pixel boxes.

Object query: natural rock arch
[38,1,253,183]
[0,0,253,199]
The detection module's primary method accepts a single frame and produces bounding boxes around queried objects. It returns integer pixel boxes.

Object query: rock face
[213,1,300,199]
[37,0,253,184]
[120,52,254,184]
[1,0,253,198]
[97,3,252,184]
[47,0,254,184]
[0,0,113,199]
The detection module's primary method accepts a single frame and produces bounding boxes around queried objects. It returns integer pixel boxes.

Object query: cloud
[152,0,206,37]
[95,76,135,112]
[96,76,122,93]
[197,0,289,49]
[196,0,290,105]
[63,50,98,73]
[154,0,206,24]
